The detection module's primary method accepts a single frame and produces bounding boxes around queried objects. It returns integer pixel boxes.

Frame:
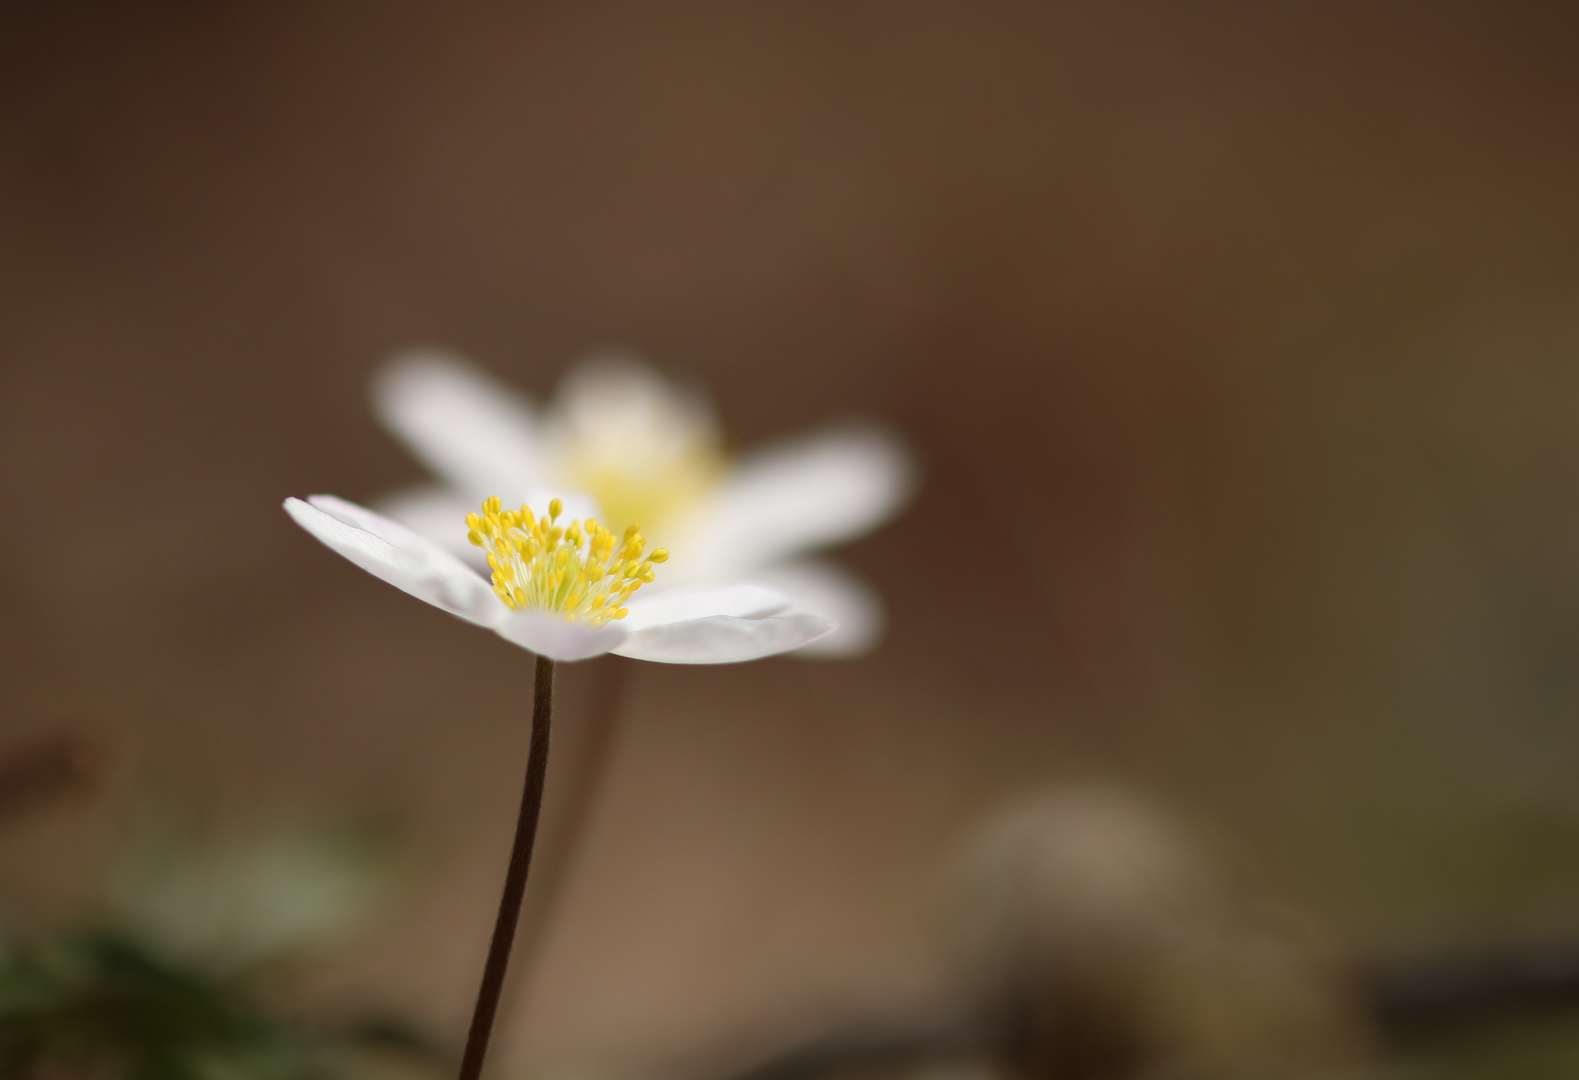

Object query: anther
[469,496,663,624]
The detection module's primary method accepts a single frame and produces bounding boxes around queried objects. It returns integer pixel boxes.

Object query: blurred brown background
[4,1,1579,1073]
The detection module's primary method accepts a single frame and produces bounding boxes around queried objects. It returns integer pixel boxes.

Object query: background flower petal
[372,348,548,496]
[375,484,602,564]
[285,496,502,627]
[612,612,835,664]
[689,422,916,573]
[743,559,886,658]
[494,611,628,661]
[619,583,789,633]
[373,483,481,558]
[550,352,721,456]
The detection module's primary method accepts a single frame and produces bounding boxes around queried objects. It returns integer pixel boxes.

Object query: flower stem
[512,656,630,977]
[457,654,556,1080]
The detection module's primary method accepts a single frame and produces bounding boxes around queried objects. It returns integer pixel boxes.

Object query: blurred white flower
[285,494,833,663]
[371,350,916,656]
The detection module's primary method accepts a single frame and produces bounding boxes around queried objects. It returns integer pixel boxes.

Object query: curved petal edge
[612,612,835,664]
[284,496,501,627]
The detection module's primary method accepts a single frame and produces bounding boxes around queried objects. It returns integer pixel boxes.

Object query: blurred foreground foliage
[0,795,447,1080]
[0,927,376,1079]
[10,738,1579,1080]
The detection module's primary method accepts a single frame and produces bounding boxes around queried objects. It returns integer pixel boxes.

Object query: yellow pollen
[467,497,663,623]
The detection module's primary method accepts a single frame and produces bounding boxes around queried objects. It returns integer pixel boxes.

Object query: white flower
[370,350,916,656]
[284,494,834,664]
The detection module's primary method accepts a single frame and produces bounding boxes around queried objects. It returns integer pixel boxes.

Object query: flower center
[566,451,723,543]
[553,363,727,538]
[467,496,668,623]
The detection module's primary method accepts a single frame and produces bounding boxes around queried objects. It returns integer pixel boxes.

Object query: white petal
[548,352,721,466]
[691,422,916,572]
[612,612,835,664]
[373,484,480,557]
[619,583,789,633]
[371,348,548,495]
[305,493,448,551]
[494,611,628,662]
[521,488,603,525]
[284,496,502,627]
[745,559,886,658]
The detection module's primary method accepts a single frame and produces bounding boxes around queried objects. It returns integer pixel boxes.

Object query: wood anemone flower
[371,351,915,655]
[284,494,833,663]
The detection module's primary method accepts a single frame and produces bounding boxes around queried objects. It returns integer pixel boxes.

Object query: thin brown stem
[511,655,630,975]
[457,654,556,1080]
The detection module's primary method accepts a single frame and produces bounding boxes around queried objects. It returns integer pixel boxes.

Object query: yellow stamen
[466,497,664,623]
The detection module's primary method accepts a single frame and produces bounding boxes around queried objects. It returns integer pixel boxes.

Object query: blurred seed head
[944,786,1371,1080]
